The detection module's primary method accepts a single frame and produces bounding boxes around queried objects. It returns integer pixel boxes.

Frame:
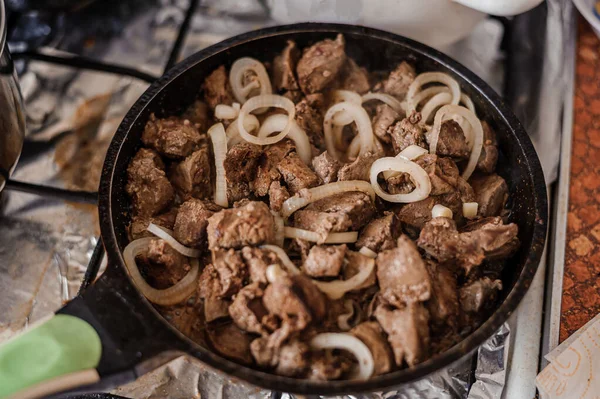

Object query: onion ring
[237,94,295,145]
[324,101,374,160]
[370,157,431,203]
[260,244,301,275]
[284,227,358,245]
[406,72,461,111]
[361,92,404,114]
[310,333,375,380]
[226,114,259,147]
[258,114,312,164]
[147,223,202,258]
[229,57,272,105]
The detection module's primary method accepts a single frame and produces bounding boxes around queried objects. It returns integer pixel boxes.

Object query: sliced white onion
[370,157,431,203]
[232,102,241,112]
[229,57,272,105]
[432,204,453,219]
[208,123,229,208]
[226,114,259,147]
[324,102,374,160]
[282,181,376,218]
[406,72,461,111]
[284,227,358,244]
[123,237,200,306]
[359,247,377,259]
[147,223,202,257]
[460,94,476,114]
[429,105,483,180]
[411,86,449,108]
[258,114,311,164]
[331,90,362,125]
[214,104,239,120]
[272,211,285,247]
[420,92,453,123]
[312,257,375,300]
[260,244,301,275]
[337,300,356,331]
[310,333,374,380]
[347,135,361,159]
[237,95,295,145]
[266,263,287,283]
[463,202,479,219]
[361,92,404,114]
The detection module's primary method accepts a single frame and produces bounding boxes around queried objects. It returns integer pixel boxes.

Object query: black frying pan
[0,23,547,398]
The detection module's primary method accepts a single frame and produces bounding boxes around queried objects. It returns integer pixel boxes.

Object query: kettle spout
[452,0,544,16]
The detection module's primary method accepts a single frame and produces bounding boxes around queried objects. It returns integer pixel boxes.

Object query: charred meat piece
[460,217,520,260]
[275,340,310,377]
[198,249,247,298]
[470,173,509,217]
[374,303,430,367]
[309,351,353,381]
[158,300,204,344]
[277,152,320,193]
[351,321,394,375]
[343,251,377,291]
[181,100,210,132]
[273,40,301,94]
[372,104,400,143]
[394,197,436,231]
[229,282,268,334]
[312,151,341,184]
[241,246,280,284]
[224,142,263,202]
[425,261,459,329]
[169,147,212,200]
[378,61,416,98]
[389,111,427,154]
[303,244,347,277]
[297,34,346,94]
[207,201,275,250]
[356,212,402,253]
[295,98,325,150]
[268,181,290,212]
[477,121,499,173]
[206,323,253,365]
[203,65,234,110]
[459,277,503,313]
[129,207,178,240]
[376,235,431,306]
[426,120,469,159]
[204,296,231,323]
[126,148,174,216]
[337,58,370,94]
[254,140,296,196]
[173,199,221,248]
[337,152,378,182]
[142,114,202,159]
[139,238,190,289]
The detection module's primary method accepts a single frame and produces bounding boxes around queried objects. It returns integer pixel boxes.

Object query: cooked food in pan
[123,34,518,381]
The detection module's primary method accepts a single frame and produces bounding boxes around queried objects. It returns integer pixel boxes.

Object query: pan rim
[98,22,548,395]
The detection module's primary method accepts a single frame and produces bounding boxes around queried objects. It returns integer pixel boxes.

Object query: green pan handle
[0,314,102,398]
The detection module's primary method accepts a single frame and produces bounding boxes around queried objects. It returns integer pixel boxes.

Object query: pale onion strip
[420,92,453,123]
[331,90,362,126]
[266,264,287,283]
[324,102,374,160]
[460,93,476,114]
[310,333,375,380]
[383,145,429,179]
[406,72,461,111]
[208,123,229,207]
[370,157,431,203]
[337,300,356,331]
[347,135,361,159]
[432,204,453,219]
[258,114,312,164]
[411,86,449,108]
[272,212,285,247]
[312,257,375,300]
[123,238,200,306]
[229,57,272,105]
[429,105,483,180]
[359,246,377,259]
[282,181,376,218]
[237,95,295,145]
[214,104,239,120]
[361,92,404,114]
[261,244,301,275]
[463,202,479,219]
[147,223,202,258]
[284,227,358,244]
[226,114,259,147]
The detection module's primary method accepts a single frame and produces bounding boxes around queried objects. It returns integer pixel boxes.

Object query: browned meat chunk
[337,152,378,182]
[337,58,370,93]
[477,121,499,173]
[470,174,509,217]
[224,142,262,202]
[229,282,268,334]
[303,244,347,277]
[198,249,247,298]
[254,140,296,196]
[207,323,253,365]
[419,155,460,196]
[203,65,234,110]
[169,147,212,200]
[461,217,520,260]
[309,351,352,381]
[426,261,459,329]
[142,115,202,159]
[129,208,178,240]
[277,152,320,193]
[204,296,231,322]
[139,238,190,289]
[459,277,503,313]
[273,40,301,94]
[351,321,394,375]
[357,212,402,253]
[268,181,290,212]
[241,246,280,284]
[372,104,399,143]
[312,151,340,184]
[343,251,377,291]
[295,98,325,149]
[173,199,221,248]
[263,275,326,330]
[426,120,469,159]
[394,197,436,231]
[181,100,210,132]
[389,111,427,154]
[207,201,274,250]
[159,300,204,344]
[126,148,174,216]
[374,303,430,367]
[297,34,346,94]
[376,235,431,306]
[379,61,416,98]
[275,340,310,377]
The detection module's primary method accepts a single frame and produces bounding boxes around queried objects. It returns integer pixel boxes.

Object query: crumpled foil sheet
[0,0,569,397]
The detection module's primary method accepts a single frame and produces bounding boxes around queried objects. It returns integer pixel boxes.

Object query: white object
[573,0,600,39]
[432,204,453,219]
[267,0,544,48]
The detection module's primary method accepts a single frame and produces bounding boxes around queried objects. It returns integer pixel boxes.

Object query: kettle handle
[452,0,545,16]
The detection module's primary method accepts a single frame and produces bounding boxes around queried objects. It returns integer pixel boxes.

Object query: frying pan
[0,23,548,398]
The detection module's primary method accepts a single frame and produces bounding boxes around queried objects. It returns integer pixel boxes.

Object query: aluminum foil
[0,0,572,397]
